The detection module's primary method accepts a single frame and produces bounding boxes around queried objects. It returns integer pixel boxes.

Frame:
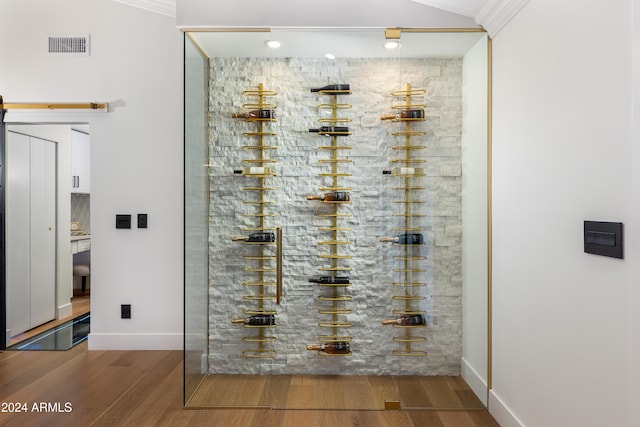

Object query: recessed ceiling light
[325,53,336,60]
[384,41,400,49]
[265,40,282,49]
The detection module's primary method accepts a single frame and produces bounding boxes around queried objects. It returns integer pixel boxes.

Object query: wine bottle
[308,126,350,134]
[382,314,426,326]
[306,342,351,354]
[310,84,350,93]
[382,167,424,176]
[231,232,275,242]
[231,314,275,326]
[380,233,424,244]
[231,109,275,119]
[233,166,273,176]
[309,275,350,284]
[380,109,425,120]
[306,191,350,202]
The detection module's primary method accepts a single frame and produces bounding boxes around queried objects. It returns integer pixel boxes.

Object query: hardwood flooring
[7,295,90,347]
[189,374,486,411]
[0,342,500,426]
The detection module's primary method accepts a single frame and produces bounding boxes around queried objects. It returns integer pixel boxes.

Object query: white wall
[0,0,183,350]
[491,1,634,426]
[632,0,640,423]
[461,34,488,405]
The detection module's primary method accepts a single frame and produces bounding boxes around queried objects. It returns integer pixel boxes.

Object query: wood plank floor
[0,343,500,426]
[189,374,486,411]
[7,295,90,347]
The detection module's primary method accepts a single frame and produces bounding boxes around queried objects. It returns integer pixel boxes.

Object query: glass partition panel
[184,29,489,410]
[184,34,210,405]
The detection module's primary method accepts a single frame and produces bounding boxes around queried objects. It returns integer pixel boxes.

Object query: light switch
[138,214,148,229]
[116,214,131,229]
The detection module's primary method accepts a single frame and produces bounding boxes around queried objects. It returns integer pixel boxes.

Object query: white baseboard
[461,357,488,405]
[88,333,182,350]
[57,302,73,320]
[489,389,526,427]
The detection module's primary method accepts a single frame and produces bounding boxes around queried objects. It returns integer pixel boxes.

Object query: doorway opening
[1,121,91,350]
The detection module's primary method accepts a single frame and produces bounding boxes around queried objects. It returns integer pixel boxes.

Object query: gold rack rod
[243,145,277,150]
[319,145,353,150]
[243,159,277,163]
[319,173,352,177]
[318,117,352,123]
[317,104,352,110]
[244,309,277,315]
[392,310,425,316]
[391,88,426,96]
[319,186,352,191]
[318,227,353,231]
[391,103,426,109]
[243,281,276,286]
[0,101,107,110]
[317,282,351,287]
[392,281,426,286]
[318,335,352,343]
[392,186,426,191]
[318,322,352,328]
[392,350,428,357]
[392,295,427,301]
[316,90,352,95]
[391,159,426,163]
[319,296,353,302]
[393,336,427,342]
[244,132,277,137]
[318,159,353,163]
[242,89,277,96]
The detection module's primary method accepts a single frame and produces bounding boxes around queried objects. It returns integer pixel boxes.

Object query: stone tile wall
[208,57,462,375]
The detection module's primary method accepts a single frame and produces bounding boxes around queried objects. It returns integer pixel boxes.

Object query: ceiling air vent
[48,35,90,56]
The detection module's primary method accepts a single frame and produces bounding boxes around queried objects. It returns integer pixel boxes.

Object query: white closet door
[6,132,32,335]
[5,132,56,336]
[29,137,56,327]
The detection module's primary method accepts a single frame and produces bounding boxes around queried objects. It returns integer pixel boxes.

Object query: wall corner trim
[113,0,176,18]
[475,0,530,38]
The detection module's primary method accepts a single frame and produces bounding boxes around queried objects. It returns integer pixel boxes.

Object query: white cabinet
[6,131,57,336]
[71,130,90,193]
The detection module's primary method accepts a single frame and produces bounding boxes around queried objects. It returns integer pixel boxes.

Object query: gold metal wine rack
[231,84,280,359]
[382,83,428,357]
[309,87,353,356]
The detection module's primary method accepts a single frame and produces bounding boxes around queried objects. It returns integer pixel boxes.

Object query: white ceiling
[114,0,529,38]
[189,29,486,59]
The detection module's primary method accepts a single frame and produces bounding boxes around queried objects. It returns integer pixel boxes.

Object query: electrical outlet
[121,304,131,319]
[137,213,148,228]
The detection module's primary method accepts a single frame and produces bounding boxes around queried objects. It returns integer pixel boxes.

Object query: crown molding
[408,0,487,18]
[475,0,530,37]
[113,0,176,18]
